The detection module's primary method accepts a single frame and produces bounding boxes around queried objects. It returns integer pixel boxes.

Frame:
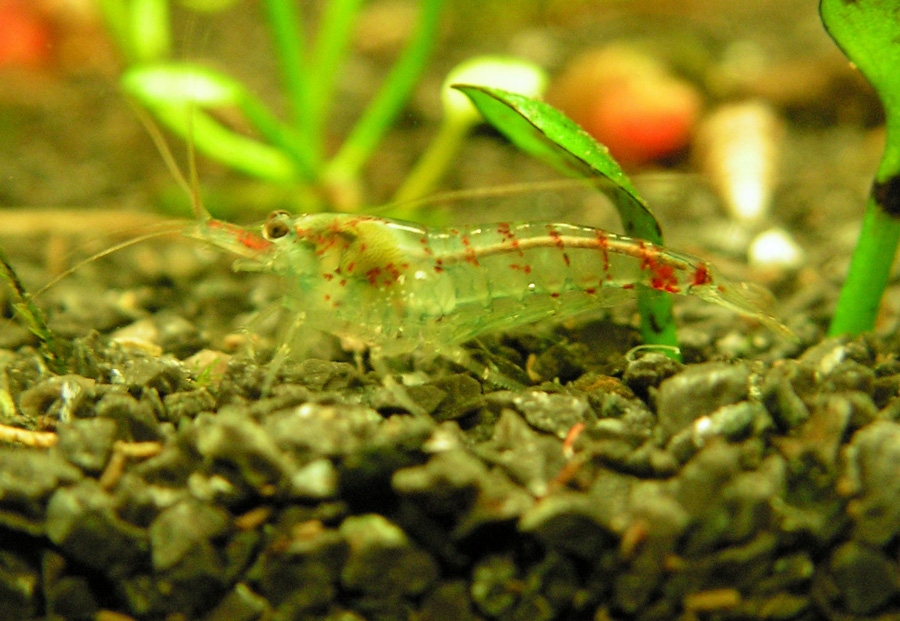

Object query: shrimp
[191,210,789,403]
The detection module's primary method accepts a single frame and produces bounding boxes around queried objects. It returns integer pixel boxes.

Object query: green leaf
[454,85,677,355]
[820,0,900,124]
[122,64,309,181]
[453,84,662,243]
[122,64,248,106]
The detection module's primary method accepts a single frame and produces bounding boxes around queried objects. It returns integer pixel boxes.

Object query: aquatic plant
[820,0,900,336]
[101,0,446,212]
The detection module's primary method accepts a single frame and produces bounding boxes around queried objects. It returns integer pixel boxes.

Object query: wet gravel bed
[1,237,900,621]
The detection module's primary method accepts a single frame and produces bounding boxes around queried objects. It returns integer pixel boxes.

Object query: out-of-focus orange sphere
[547,46,702,168]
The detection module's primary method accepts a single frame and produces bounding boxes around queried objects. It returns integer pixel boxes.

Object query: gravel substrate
[1,232,899,620]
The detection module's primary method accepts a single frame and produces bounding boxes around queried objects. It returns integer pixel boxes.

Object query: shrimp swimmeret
[193,210,788,396]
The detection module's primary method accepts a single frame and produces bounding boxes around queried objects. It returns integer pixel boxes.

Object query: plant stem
[262,0,314,153]
[325,0,444,183]
[828,119,900,335]
[392,116,467,205]
[309,0,365,154]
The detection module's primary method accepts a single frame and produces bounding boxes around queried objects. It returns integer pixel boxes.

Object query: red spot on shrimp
[585,287,597,295]
[594,230,611,273]
[365,267,382,286]
[692,263,713,286]
[547,226,571,267]
[650,264,680,293]
[550,292,561,298]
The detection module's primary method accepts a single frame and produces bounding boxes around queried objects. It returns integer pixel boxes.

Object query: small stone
[0,550,39,620]
[257,517,347,610]
[201,583,270,621]
[470,555,519,617]
[830,541,899,615]
[843,420,900,544]
[418,580,480,621]
[115,357,187,396]
[761,365,810,430]
[656,363,750,436]
[95,391,163,442]
[56,417,117,473]
[149,499,230,572]
[519,493,614,560]
[339,514,438,597]
[622,352,684,399]
[0,448,82,534]
[45,480,149,575]
[162,387,216,422]
[824,359,874,393]
[289,458,338,499]
[193,412,291,497]
[510,391,594,438]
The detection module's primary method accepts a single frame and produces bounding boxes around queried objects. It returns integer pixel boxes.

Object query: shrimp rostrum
[194,210,788,400]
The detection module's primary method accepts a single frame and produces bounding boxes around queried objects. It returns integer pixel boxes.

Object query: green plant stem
[239,90,318,178]
[309,0,365,154]
[392,116,467,205]
[828,120,900,335]
[99,0,170,63]
[130,0,171,62]
[262,0,314,152]
[325,0,444,183]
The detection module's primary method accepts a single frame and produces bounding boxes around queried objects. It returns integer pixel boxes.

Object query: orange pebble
[548,46,702,167]
[0,0,52,69]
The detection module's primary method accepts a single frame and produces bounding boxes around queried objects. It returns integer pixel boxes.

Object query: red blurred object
[548,46,702,167]
[0,0,53,69]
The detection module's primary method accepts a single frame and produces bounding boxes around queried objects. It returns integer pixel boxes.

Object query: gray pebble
[843,420,900,544]
[56,417,117,474]
[829,541,899,615]
[0,448,82,535]
[339,514,438,597]
[45,480,148,574]
[656,362,750,436]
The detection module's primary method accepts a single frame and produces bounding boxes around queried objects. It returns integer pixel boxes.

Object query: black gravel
[2,229,900,620]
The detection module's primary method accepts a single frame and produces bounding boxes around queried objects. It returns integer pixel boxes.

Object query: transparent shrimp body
[194,211,788,375]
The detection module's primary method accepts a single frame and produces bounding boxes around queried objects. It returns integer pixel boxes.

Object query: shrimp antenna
[129,102,210,222]
[33,224,186,299]
[35,104,207,299]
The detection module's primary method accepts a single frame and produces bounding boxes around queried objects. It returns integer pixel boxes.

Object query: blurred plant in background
[96,0,547,219]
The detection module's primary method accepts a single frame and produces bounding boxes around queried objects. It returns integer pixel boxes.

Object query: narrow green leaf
[455,85,677,354]
[122,64,314,180]
[325,0,444,181]
[122,64,244,107]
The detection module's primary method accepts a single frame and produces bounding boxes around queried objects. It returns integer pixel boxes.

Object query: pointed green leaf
[453,84,662,243]
[454,84,677,355]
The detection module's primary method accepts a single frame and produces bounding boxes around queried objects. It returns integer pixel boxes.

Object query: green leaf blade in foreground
[453,84,661,242]
[454,84,677,354]
[820,0,900,335]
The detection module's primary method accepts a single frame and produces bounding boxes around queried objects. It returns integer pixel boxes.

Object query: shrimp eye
[264,217,291,240]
